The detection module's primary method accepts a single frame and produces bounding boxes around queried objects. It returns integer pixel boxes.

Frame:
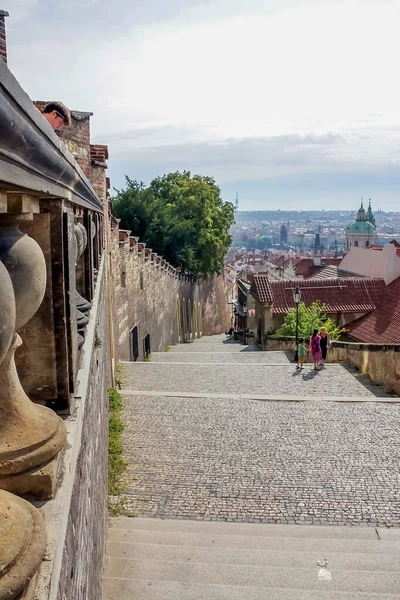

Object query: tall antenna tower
[234,191,239,212]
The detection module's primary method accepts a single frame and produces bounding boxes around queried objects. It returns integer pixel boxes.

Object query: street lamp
[293,286,301,362]
[242,304,248,345]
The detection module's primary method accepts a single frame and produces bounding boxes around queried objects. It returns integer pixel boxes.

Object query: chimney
[0,10,9,64]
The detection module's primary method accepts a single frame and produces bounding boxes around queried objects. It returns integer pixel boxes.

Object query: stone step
[106,541,400,572]
[109,518,379,539]
[107,528,400,556]
[104,577,400,600]
[148,353,289,364]
[105,557,400,594]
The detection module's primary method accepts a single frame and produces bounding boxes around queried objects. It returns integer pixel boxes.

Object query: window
[140,272,144,290]
[121,271,126,287]
[366,240,369,248]
[354,241,358,247]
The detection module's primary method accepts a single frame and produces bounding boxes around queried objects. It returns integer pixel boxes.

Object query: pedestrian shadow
[302,370,319,380]
[239,346,260,352]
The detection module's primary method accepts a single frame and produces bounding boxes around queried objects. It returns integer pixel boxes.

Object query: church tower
[312,231,324,265]
[345,199,377,250]
[234,191,239,212]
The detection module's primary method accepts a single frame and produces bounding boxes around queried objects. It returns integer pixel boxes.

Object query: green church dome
[346,220,375,234]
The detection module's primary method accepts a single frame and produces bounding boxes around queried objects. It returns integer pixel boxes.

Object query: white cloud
[104,2,398,126]
[3,0,400,206]
[1,0,38,20]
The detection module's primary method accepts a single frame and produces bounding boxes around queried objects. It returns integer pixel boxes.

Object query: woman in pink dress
[309,328,322,371]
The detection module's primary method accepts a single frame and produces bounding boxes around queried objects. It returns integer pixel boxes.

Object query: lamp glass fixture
[293,287,301,304]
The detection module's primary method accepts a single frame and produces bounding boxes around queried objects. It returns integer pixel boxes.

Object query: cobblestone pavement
[120,336,400,526]
[169,342,260,352]
[122,362,390,398]
[149,351,292,364]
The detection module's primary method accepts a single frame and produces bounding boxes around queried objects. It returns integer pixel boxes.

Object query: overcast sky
[3,0,400,210]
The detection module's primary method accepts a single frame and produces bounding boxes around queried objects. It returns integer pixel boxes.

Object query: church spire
[366,199,375,226]
[356,200,366,221]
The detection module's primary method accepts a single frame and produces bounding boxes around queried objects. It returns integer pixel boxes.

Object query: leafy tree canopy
[275,301,345,341]
[112,171,235,277]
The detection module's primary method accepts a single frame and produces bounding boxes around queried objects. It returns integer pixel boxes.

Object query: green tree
[112,171,235,277]
[275,301,345,340]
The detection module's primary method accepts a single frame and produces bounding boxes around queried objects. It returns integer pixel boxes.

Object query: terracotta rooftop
[347,276,400,344]
[294,257,342,278]
[251,274,385,314]
[310,265,363,280]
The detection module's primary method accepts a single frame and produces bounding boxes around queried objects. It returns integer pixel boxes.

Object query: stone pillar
[0,198,67,498]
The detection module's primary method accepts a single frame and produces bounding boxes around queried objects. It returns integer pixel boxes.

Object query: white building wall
[339,243,400,285]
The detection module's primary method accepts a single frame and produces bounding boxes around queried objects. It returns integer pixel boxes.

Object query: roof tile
[347,276,400,343]
[251,274,385,314]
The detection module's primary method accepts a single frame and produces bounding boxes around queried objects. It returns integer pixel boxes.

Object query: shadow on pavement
[341,363,397,398]
[302,370,319,380]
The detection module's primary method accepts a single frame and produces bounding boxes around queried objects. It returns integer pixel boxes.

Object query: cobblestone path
[120,335,400,527]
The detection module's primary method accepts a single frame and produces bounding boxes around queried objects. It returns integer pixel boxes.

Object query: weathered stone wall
[328,342,400,395]
[111,222,230,362]
[201,273,230,336]
[56,265,111,600]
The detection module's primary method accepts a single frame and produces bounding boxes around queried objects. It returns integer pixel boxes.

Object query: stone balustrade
[0,53,106,598]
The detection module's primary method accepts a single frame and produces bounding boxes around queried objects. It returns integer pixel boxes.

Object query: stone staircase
[104,334,400,599]
[104,517,400,599]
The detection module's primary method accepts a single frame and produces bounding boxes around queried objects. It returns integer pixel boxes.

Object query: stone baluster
[0,489,47,599]
[91,216,98,282]
[0,198,67,497]
[74,222,90,348]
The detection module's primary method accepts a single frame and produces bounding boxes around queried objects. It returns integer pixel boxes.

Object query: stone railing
[0,55,106,599]
[328,341,400,395]
[265,335,400,395]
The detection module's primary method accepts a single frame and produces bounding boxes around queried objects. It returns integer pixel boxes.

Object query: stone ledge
[0,454,61,500]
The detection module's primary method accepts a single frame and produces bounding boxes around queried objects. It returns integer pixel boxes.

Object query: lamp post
[293,286,301,362]
[243,304,248,345]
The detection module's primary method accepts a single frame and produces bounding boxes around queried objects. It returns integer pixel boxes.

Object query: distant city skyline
[3,0,400,211]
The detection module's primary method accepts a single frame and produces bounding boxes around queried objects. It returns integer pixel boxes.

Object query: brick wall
[0,10,8,64]
[58,111,92,178]
[90,144,109,204]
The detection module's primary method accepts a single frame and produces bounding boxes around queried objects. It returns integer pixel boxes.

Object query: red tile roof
[251,274,385,314]
[294,257,342,278]
[347,276,400,343]
[251,273,273,303]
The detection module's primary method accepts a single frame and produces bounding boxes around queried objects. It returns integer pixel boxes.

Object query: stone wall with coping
[265,336,400,395]
[328,341,400,395]
[33,258,111,600]
[111,222,230,362]
[57,273,110,600]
